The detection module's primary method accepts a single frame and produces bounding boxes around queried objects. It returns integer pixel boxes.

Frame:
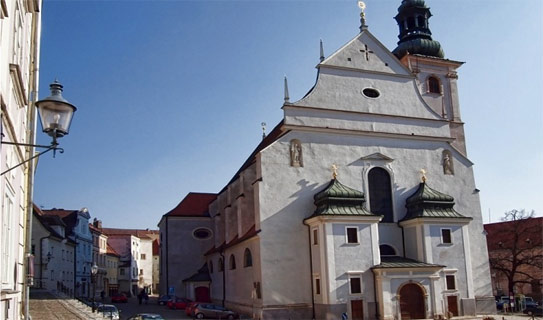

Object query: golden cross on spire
[331,164,338,179]
[420,169,427,183]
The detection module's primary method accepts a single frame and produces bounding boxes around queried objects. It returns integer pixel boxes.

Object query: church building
[158,1,495,319]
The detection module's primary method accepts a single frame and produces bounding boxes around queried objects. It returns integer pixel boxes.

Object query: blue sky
[34,0,542,229]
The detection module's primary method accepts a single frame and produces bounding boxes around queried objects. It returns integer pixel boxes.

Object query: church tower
[393,0,467,154]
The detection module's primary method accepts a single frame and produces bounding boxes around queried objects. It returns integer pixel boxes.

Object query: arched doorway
[195,286,211,302]
[399,283,425,319]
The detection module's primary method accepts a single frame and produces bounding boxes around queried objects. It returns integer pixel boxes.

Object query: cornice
[283,124,454,143]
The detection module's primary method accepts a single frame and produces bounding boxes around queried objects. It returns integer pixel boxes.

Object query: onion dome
[310,179,375,217]
[402,182,470,221]
[392,0,444,59]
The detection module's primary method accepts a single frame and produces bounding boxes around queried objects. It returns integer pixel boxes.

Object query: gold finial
[331,164,339,179]
[420,169,427,183]
[358,1,367,31]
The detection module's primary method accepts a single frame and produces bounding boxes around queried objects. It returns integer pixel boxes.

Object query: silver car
[193,304,238,319]
[97,304,120,320]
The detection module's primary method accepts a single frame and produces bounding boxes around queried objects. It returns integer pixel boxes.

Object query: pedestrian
[144,291,149,305]
[137,291,143,305]
[100,290,105,302]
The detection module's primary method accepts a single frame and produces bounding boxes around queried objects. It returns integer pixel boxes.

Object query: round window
[362,88,380,98]
[193,228,212,240]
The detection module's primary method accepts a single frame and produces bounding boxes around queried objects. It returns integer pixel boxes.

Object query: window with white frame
[312,228,318,245]
[446,274,456,290]
[314,277,321,295]
[1,186,15,285]
[349,276,362,295]
[441,228,452,244]
[346,227,359,244]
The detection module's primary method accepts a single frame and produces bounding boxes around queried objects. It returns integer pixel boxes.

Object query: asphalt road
[109,295,191,320]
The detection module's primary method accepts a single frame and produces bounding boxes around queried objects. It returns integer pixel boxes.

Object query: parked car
[524,305,543,316]
[111,293,128,303]
[127,313,165,320]
[158,295,175,306]
[97,304,121,320]
[525,297,539,308]
[193,304,238,319]
[496,296,510,310]
[186,302,201,317]
[167,297,192,309]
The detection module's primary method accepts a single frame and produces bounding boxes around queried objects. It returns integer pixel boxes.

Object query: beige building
[90,219,108,298]
[100,228,158,296]
[105,244,120,296]
[0,0,42,319]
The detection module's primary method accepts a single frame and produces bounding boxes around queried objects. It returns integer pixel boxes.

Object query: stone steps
[30,289,109,320]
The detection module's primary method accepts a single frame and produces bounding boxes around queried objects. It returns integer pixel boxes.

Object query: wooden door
[447,296,459,316]
[399,283,425,319]
[195,286,210,302]
[351,300,364,320]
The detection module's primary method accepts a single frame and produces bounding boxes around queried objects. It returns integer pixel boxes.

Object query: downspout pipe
[24,2,42,319]
[303,221,316,320]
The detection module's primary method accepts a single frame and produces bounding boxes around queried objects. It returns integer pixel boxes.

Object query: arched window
[208,260,213,273]
[244,248,253,267]
[407,17,416,30]
[218,258,224,272]
[229,254,236,270]
[428,76,440,94]
[368,167,394,222]
[379,244,397,256]
[417,16,426,28]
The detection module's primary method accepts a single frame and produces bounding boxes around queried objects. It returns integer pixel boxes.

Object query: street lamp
[91,263,98,313]
[1,80,77,175]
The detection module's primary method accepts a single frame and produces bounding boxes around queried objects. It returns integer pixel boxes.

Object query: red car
[185,302,200,316]
[167,297,192,310]
[111,293,128,303]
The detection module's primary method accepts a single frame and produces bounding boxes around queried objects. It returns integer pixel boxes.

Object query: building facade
[102,228,158,296]
[42,208,93,298]
[152,239,160,294]
[31,206,75,297]
[485,217,543,302]
[105,244,120,297]
[158,193,216,300]
[90,219,108,298]
[159,1,495,319]
[0,0,42,319]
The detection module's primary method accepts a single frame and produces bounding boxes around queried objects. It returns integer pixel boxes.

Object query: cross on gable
[359,44,374,61]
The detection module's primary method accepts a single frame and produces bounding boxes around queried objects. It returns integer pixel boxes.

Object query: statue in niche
[442,151,454,175]
[290,140,303,167]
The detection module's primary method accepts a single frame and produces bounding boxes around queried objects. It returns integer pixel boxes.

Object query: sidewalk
[470,313,542,320]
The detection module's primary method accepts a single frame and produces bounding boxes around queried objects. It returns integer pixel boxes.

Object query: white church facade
[159,1,495,319]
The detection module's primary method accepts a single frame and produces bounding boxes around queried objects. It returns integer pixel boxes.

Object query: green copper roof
[309,179,375,218]
[402,182,468,221]
[397,0,428,11]
[393,38,444,59]
[372,256,444,269]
